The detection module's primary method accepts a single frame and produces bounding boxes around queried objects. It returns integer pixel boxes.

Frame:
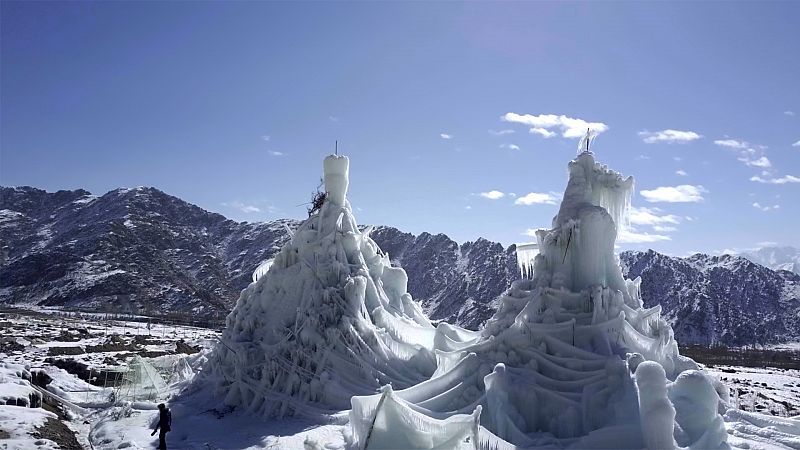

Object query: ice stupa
[200,155,473,417]
[346,149,731,449]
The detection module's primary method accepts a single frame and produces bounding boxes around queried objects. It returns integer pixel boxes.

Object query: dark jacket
[156,408,172,432]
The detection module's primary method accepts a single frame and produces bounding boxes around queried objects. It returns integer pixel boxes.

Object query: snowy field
[0,308,799,449]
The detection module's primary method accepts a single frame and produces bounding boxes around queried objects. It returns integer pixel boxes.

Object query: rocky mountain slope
[620,250,800,346]
[2,185,798,346]
[0,186,294,319]
[0,186,516,326]
[370,226,518,328]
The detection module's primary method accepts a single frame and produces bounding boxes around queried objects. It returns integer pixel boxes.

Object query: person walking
[151,403,172,449]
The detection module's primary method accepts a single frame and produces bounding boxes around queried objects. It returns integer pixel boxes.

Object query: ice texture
[197,155,444,418]
[347,151,721,450]
[199,151,746,449]
[515,242,539,279]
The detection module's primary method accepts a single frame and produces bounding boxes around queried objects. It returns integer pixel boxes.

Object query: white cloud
[268,150,284,156]
[628,206,680,226]
[638,129,702,144]
[653,225,678,232]
[750,175,800,184]
[489,129,515,136]
[501,113,609,139]
[500,143,520,150]
[224,201,261,214]
[440,133,453,140]
[522,228,539,237]
[792,140,800,147]
[676,170,688,176]
[738,155,771,168]
[261,135,271,141]
[752,202,780,212]
[617,229,671,244]
[714,139,748,149]
[640,185,707,203]
[530,128,557,138]
[715,137,778,177]
[515,191,560,206]
[465,205,472,210]
[480,190,505,200]
[785,111,796,116]
[329,115,339,122]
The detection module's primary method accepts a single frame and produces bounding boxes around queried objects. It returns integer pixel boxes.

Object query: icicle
[515,242,539,279]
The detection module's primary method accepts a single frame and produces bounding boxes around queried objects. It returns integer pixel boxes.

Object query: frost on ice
[195,150,794,449]
[346,151,726,449]
[198,154,443,417]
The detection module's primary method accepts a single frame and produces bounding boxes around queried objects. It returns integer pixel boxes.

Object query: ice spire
[323,154,349,206]
[197,153,440,418]
[577,127,598,154]
[349,149,719,450]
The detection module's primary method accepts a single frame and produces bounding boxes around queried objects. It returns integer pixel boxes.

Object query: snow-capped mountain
[0,186,295,318]
[370,227,518,328]
[2,185,799,346]
[0,186,516,325]
[742,245,800,275]
[620,250,800,346]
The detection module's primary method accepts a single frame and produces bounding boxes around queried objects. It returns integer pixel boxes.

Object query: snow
[73,196,97,205]
[0,405,59,450]
[0,363,57,449]
[0,209,24,223]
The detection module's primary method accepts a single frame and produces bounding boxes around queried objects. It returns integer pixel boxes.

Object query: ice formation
[515,242,539,279]
[199,150,746,449]
[199,155,448,417]
[346,151,729,449]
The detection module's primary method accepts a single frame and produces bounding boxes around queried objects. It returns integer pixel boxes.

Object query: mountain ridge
[2,185,798,346]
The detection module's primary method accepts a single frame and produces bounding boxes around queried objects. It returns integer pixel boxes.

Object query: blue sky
[2,1,798,255]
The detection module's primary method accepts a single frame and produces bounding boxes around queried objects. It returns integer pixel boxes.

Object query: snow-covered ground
[1,307,799,449]
[707,365,800,417]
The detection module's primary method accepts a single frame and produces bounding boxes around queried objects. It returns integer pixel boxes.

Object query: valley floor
[1,308,798,450]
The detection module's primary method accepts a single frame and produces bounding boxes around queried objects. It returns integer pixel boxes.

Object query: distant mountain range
[620,251,800,346]
[2,185,798,346]
[742,246,800,275]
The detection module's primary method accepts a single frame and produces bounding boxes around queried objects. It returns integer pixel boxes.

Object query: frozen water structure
[346,151,730,449]
[196,149,794,449]
[200,155,450,417]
